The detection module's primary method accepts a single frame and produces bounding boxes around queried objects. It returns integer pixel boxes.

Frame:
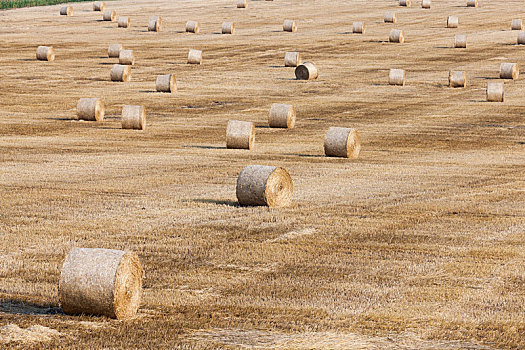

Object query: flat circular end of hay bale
[295,62,318,80]
[324,127,361,158]
[269,103,296,128]
[236,165,293,207]
[121,105,145,130]
[113,252,143,320]
[156,74,176,92]
[226,120,255,149]
[77,98,105,121]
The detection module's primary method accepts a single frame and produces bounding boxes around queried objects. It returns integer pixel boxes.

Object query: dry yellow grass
[0,0,524,348]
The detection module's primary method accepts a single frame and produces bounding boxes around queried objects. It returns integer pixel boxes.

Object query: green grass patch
[1,0,96,10]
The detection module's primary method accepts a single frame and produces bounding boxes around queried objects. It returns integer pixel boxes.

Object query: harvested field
[0,0,524,348]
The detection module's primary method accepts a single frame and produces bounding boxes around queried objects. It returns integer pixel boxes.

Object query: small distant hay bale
[399,0,411,7]
[295,62,318,80]
[236,165,293,207]
[122,105,146,130]
[352,22,365,34]
[156,74,176,93]
[466,0,477,7]
[93,1,105,11]
[389,29,404,43]
[226,120,255,149]
[60,6,72,16]
[487,82,504,102]
[148,16,162,32]
[389,68,406,86]
[187,49,202,64]
[36,46,55,61]
[284,52,301,67]
[77,98,105,121]
[500,63,518,80]
[448,71,466,88]
[422,0,431,9]
[108,43,122,58]
[447,16,459,28]
[384,12,397,23]
[59,247,143,320]
[454,34,467,48]
[269,103,296,128]
[186,21,200,33]
[118,50,134,65]
[283,20,297,32]
[511,19,523,30]
[118,17,130,28]
[517,31,525,45]
[237,0,247,8]
[110,64,131,82]
[222,22,235,34]
[324,127,361,159]
[103,10,116,21]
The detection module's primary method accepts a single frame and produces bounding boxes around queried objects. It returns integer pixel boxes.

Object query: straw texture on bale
[36,46,55,61]
[110,64,131,82]
[283,20,297,32]
[186,21,200,33]
[295,62,318,80]
[237,0,247,8]
[518,31,525,45]
[447,16,459,28]
[118,17,130,28]
[187,49,202,64]
[384,12,397,23]
[422,0,431,9]
[389,69,406,86]
[487,82,504,102]
[122,105,146,130]
[448,71,466,88]
[155,74,176,93]
[148,16,161,32]
[467,0,478,7]
[222,22,235,34]
[454,34,467,48]
[58,248,143,320]
[76,98,104,121]
[226,120,255,149]
[399,0,411,7]
[103,10,116,21]
[284,52,301,67]
[236,165,293,207]
[269,103,296,128]
[352,22,365,34]
[389,29,404,43]
[511,19,523,31]
[93,1,105,11]
[324,127,361,159]
[60,6,72,16]
[500,63,518,80]
[108,44,122,58]
[119,50,134,65]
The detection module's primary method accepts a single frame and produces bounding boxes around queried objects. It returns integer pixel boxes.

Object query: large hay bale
[187,49,202,64]
[511,19,523,30]
[148,16,162,32]
[269,103,296,128]
[108,44,122,58]
[236,165,293,207]
[487,82,504,102]
[93,1,105,11]
[156,74,176,93]
[122,105,146,130]
[422,0,431,9]
[36,46,55,61]
[59,248,143,320]
[384,12,397,23]
[467,0,478,7]
[110,64,131,82]
[103,10,116,21]
[500,63,518,80]
[352,22,365,34]
[60,6,72,16]
[119,50,134,65]
[77,98,105,121]
[284,52,301,67]
[389,29,404,43]
[518,31,525,45]
[295,62,318,80]
[324,127,361,159]
[118,17,130,28]
[389,68,406,86]
[447,16,459,28]
[226,120,255,149]
[237,0,247,8]
[186,21,200,33]
[454,34,467,48]
[448,71,466,88]
[222,22,235,34]
[399,0,411,7]
[283,20,297,32]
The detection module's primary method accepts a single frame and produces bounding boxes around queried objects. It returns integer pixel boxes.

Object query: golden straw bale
[237,0,247,8]
[222,22,235,34]
[487,82,504,102]
[236,165,293,207]
[76,98,104,121]
[118,17,130,28]
[454,34,467,48]
[284,52,301,67]
[108,44,122,58]
[517,31,525,45]
[60,6,72,16]
[121,105,145,130]
[384,12,397,23]
[269,103,296,128]
[399,0,411,7]
[283,20,297,32]
[93,1,105,11]
[187,49,202,64]
[422,0,431,9]
[148,16,162,32]
[500,63,518,80]
[447,16,459,28]
[186,21,200,33]
[295,62,318,80]
[467,0,478,7]
[156,74,176,93]
[324,127,361,159]
[448,71,466,88]
[226,120,255,149]
[119,50,134,65]
[389,68,406,86]
[103,10,116,21]
[110,64,131,82]
[36,46,54,61]
[511,19,523,30]
[389,29,404,43]
[352,22,365,34]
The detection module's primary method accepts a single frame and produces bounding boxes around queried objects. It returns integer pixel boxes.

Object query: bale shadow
[99,62,114,65]
[0,299,62,316]
[183,145,225,149]
[284,153,325,158]
[434,46,451,49]
[47,117,76,121]
[476,77,501,80]
[138,90,157,93]
[268,65,286,68]
[17,59,35,62]
[366,40,388,43]
[194,199,239,207]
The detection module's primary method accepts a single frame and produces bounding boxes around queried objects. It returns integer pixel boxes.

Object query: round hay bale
[76,98,105,121]
[517,31,525,45]
[269,103,296,128]
[122,105,146,130]
[511,19,523,31]
[283,20,297,32]
[148,16,161,32]
[93,1,105,11]
[389,68,406,86]
[59,247,143,320]
[422,0,431,8]
[60,6,72,16]
[467,0,478,7]
[487,82,504,102]
[454,34,467,48]
[119,50,134,65]
[448,71,466,88]
[236,165,293,207]
[110,64,131,82]
[500,63,518,80]
[222,22,235,34]
[384,12,397,23]
[226,120,255,149]
[352,22,365,34]
[36,46,55,61]
[186,21,200,33]
[108,43,122,58]
[324,127,361,159]
[447,16,459,28]
[118,17,130,28]
[399,0,411,7]
[284,51,301,67]
[187,49,202,64]
[237,0,247,8]
[156,74,176,93]
[295,62,318,80]
[389,29,404,43]
[103,10,116,21]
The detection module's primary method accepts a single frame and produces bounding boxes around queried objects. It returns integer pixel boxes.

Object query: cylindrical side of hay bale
[121,105,146,130]
[36,46,55,61]
[500,63,519,80]
[269,103,296,128]
[352,22,365,34]
[118,16,130,28]
[148,16,161,32]
[222,22,235,34]
[467,0,477,7]
[236,165,293,207]
[399,0,411,7]
[295,62,318,80]
[93,1,105,11]
[119,50,134,65]
[384,12,397,23]
[324,127,361,159]
[59,248,143,320]
[108,43,122,58]
[226,120,255,149]
[487,82,504,102]
[103,10,116,21]
[448,71,466,88]
[60,6,72,16]
[237,0,247,8]
[187,49,202,64]
[447,16,459,28]
[454,34,467,48]
[155,74,176,93]
[110,64,131,82]
[283,20,297,32]
[76,98,105,121]
[389,29,404,43]
[389,69,406,86]
[284,52,301,67]
[422,0,431,9]
[511,19,523,31]
[185,21,200,33]
[518,31,525,45]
